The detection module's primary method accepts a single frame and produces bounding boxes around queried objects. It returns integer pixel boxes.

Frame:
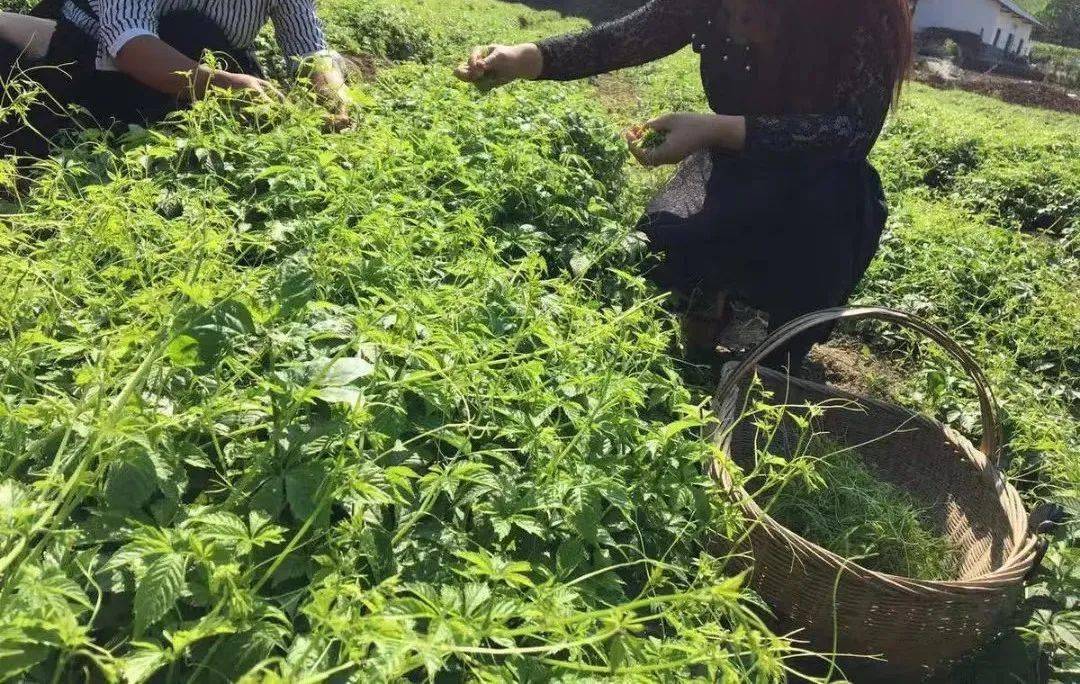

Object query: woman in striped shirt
[1,0,349,157]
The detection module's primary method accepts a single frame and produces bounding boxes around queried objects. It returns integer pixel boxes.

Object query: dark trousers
[1,10,262,158]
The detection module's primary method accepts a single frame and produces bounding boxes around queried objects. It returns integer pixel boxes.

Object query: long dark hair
[757,0,914,113]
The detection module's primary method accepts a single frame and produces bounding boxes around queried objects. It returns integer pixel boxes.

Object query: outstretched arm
[536,0,706,81]
[98,1,275,99]
[455,0,706,88]
[114,36,278,100]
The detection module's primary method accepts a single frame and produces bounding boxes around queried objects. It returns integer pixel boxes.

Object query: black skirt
[639,152,888,363]
[1,9,262,157]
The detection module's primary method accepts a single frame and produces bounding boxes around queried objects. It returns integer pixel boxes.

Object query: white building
[913,0,1041,59]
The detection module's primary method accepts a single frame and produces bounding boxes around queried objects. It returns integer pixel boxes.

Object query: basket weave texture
[709,308,1041,681]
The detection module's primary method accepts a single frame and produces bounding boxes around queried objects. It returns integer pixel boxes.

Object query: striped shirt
[61,0,329,71]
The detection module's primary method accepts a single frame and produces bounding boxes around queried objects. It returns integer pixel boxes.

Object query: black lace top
[535,0,893,164]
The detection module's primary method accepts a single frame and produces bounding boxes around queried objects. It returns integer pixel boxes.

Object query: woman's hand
[115,35,282,101]
[453,43,543,90]
[209,70,284,101]
[626,113,746,166]
[309,62,353,132]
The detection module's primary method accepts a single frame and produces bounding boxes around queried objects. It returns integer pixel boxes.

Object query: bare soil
[803,338,905,401]
[913,58,1080,114]
[339,52,391,81]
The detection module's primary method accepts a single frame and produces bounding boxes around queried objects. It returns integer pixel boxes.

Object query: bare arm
[115,35,276,100]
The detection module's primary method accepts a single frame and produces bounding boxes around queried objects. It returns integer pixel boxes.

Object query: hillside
[1017,0,1049,14]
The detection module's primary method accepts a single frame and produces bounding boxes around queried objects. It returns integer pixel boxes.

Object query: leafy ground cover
[1,0,1078,681]
[1,66,803,681]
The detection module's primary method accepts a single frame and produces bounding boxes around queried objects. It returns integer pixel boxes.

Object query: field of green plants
[1032,42,1080,88]
[1,0,1078,682]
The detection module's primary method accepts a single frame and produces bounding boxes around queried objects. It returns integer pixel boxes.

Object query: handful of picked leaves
[629,124,668,150]
[765,438,960,581]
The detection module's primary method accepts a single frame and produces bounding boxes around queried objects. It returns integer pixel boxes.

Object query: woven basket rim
[710,365,1040,594]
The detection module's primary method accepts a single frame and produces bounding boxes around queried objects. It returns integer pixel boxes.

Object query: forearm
[114,35,217,100]
[536,0,701,81]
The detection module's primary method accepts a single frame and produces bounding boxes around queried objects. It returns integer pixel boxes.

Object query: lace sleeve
[743,28,892,163]
[536,0,706,82]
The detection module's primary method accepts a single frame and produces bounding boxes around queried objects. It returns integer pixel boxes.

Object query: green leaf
[177,299,256,368]
[165,335,200,368]
[286,464,326,520]
[195,512,250,552]
[607,634,628,671]
[251,476,285,517]
[133,553,187,636]
[120,643,169,684]
[277,256,316,318]
[311,357,375,387]
[311,386,361,406]
[0,644,50,680]
[569,252,591,277]
[105,454,158,511]
[557,538,586,575]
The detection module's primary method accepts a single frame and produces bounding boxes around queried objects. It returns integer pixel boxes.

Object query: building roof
[996,0,1043,27]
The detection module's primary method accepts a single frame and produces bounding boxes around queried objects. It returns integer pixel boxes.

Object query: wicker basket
[709,307,1045,681]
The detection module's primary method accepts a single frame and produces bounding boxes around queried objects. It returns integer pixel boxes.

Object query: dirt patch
[913,59,1080,114]
[802,338,904,401]
[339,52,391,81]
[591,72,642,121]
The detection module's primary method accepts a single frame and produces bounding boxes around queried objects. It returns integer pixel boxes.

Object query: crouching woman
[0,0,349,158]
[456,0,912,368]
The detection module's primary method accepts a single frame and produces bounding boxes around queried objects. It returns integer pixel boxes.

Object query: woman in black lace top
[456,0,913,368]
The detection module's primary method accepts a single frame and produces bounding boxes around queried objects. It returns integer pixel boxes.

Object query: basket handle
[1024,503,1065,582]
[714,306,1004,465]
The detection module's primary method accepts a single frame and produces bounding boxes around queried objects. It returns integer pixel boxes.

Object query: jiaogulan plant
[2,0,1078,678]
[0,69,809,682]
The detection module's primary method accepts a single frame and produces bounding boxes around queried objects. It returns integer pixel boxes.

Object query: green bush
[855,194,1079,480]
[955,156,1080,241]
[1030,41,1080,88]
[320,0,436,62]
[0,0,35,12]
[873,85,1080,247]
[0,69,789,682]
[253,0,436,80]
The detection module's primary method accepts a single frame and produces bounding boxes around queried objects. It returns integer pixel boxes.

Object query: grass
[764,439,960,581]
[872,83,1080,245]
[0,0,1077,680]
